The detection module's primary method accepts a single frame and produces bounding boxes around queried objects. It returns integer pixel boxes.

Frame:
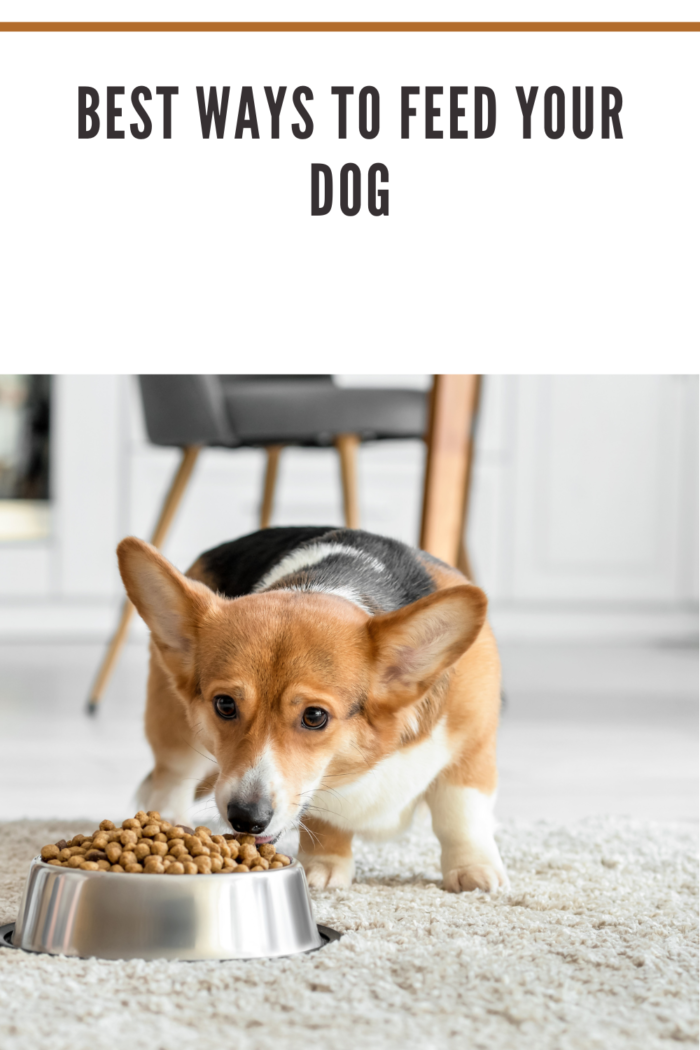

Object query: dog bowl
[7,856,329,961]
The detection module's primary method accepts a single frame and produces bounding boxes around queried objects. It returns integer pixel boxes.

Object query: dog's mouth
[225,829,283,845]
[222,802,311,848]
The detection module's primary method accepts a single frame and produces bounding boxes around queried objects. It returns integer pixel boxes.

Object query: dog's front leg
[426,773,509,893]
[298,816,355,889]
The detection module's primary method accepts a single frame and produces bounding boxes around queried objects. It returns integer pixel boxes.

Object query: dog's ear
[366,585,487,713]
[117,537,216,681]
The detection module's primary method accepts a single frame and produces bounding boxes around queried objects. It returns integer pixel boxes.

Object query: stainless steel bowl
[8,857,327,961]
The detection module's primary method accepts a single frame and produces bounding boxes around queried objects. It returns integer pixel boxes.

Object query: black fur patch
[195,526,332,598]
[196,527,437,614]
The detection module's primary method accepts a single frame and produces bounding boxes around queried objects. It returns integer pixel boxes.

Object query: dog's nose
[227,800,273,835]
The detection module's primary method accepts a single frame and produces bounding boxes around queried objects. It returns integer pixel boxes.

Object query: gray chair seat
[221,380,427,446]
[139,375,427,449]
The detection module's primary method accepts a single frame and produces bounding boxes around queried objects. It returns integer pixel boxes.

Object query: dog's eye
[214,695,237,720]
[302,707,328,730]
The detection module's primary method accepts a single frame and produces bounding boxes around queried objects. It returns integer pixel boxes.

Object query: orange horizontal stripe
[0,21,698,33]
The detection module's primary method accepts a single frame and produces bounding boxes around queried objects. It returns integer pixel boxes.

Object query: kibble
[39,812,292,875]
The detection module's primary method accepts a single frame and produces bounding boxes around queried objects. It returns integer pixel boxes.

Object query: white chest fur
[309,720,452,839]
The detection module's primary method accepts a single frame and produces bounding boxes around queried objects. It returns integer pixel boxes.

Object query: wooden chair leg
[86,444,201,714]
[420,375,480,568]
[260,445,283,529]
[86,599,137,716]
[335,433,361,529]
[148,445,201,549]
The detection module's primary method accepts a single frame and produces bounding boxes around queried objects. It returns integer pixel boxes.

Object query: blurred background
[0,374,697,831]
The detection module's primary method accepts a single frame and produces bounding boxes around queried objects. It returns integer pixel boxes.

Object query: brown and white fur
[117,527,508,893]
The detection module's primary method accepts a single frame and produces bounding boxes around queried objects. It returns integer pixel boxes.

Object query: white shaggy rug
[0,817,697,1050]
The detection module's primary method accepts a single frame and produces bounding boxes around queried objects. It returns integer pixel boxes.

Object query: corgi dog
[117,526,508,893]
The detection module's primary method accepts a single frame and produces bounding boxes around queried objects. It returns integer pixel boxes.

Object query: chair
[87,374,482,711]
[87,374,435,710]
[138,375,430,528]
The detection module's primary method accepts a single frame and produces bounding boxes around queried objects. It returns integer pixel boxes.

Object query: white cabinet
[53,375,126,598]
[468,375,698,637]
[514,376,694,602]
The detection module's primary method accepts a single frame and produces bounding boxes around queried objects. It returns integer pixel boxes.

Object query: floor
[498,641,698,827]
[0,639,697,831]
[3,817,696,1050]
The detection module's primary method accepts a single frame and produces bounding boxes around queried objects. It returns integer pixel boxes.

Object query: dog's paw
[300,853,354,889]
[443,861,510,894]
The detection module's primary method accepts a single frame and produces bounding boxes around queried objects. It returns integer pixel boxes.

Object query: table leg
[420,375,480,569]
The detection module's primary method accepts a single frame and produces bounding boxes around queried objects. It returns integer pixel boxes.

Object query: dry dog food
[39,811,292,875]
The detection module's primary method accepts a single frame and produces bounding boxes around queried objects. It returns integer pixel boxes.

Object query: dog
[117,526,508,893]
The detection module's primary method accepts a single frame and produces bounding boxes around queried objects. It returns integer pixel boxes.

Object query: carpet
[0,816,697,1050]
